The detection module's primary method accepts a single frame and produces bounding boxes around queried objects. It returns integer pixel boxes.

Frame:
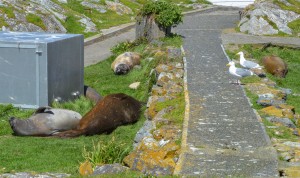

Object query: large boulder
[239,1,300,36]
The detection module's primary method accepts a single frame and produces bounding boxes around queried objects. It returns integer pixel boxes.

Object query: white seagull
[237,51,262,69]
[227,61,253,84]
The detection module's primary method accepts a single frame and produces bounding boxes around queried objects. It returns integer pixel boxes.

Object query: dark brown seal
[54,93,142,138]
[9,107,82,136]
[84,85,102,103]
[111,52,141,75]
[262,55,288,78]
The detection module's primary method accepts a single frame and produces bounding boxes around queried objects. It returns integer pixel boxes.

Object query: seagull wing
[244,60,260,69]
[235,68,253,77]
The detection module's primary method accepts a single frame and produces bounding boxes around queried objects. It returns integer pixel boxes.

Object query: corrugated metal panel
[0,32,84,109]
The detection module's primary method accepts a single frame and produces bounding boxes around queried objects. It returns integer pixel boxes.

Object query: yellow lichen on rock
[79,160,93,176]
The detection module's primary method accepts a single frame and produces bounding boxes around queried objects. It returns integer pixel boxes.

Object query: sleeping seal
[111,52,141,75]
[9,107,82,136]
[262,55,288,78]
[54,93,142,138]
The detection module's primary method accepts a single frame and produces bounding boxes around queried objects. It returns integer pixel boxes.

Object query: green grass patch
[156,93,185,125]
[26,13,46,30]
[0,6,15,19]
[0,36,182,175]
[0,16,9,28]
[274,0,300,14]
[262,118,299,141]
[243,89,264,110]
[227,44,300,141]
[82,136,131,167]
[288,18,300,36]
[240,45,300,112]
[63,14,86,35]
[55,0,133,37]
[261,15,278,30]
[241,75,262,84]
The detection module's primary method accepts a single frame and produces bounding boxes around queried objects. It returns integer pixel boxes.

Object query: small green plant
[82,137,131,167]
[139,0,183,28]
[26,13,46,30]
[110,38,147,55]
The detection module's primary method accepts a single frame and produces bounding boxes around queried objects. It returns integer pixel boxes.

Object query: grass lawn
[0,36,182,175]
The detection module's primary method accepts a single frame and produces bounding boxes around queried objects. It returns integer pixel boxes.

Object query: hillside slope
[0,0,209,37]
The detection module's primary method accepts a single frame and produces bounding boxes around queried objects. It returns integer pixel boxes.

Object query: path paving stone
[173,9,279,177]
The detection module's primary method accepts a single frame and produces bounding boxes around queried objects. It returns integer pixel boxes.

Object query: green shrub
[139,0,183,28]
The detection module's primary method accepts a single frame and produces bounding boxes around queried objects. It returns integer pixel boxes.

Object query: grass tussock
[0,35,182,175]
[82,136,130,167]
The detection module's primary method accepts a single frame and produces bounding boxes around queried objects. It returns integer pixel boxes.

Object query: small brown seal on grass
[9,107,82,136]
[54,93,142,138]
[262,55,288,78]
[111,52,141,75]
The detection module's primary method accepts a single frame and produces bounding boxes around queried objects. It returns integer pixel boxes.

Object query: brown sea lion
[9,107,82,136]
[111,52,141,75]
[84,85,102,103]
[262,55,288,78]
[54,93,142,138]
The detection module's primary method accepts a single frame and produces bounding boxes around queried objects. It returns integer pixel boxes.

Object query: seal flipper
[9,117,18,135]
[52,129,86,138]
[34,106,54,115]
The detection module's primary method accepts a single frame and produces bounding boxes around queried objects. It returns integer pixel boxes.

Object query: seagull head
[236,51,244,56]
[226,61,235,67]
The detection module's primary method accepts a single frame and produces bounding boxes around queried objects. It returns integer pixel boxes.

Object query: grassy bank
[226,44,300,141]
[0,36,182,175]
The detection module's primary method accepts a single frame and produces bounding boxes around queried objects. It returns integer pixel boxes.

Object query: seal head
[115,64,130,75]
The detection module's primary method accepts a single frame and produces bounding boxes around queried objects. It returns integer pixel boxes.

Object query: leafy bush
[139,0,183,28]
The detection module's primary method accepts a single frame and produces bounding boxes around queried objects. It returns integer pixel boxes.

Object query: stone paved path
[173,9,279,177]
[84,27,135,67]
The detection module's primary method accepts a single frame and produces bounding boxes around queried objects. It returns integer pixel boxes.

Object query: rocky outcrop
[0,0,133,34]
[239,0,300,36]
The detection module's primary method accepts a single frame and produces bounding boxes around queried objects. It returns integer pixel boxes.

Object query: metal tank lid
[0,31,81,43]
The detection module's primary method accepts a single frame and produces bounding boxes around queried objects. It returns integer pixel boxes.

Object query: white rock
[129,82,140,89]
[283,141,300,148]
